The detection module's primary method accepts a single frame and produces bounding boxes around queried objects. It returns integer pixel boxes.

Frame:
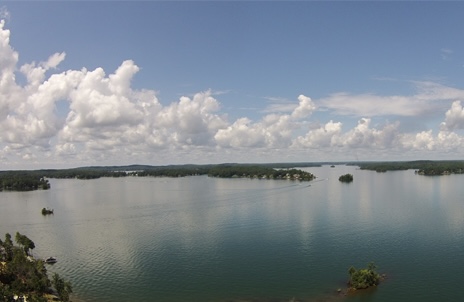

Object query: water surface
[1,165,463,301]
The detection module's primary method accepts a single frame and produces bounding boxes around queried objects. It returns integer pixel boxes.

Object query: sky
[1,1,464,170]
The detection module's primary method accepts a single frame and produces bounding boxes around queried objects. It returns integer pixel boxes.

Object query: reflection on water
[1,166,464,302]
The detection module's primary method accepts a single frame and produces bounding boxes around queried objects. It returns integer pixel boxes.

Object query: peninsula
[0,163,318,192]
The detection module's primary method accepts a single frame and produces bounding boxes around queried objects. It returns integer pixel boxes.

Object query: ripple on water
[6,172,464,302]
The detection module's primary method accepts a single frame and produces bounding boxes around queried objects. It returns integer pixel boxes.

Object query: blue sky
[1,1,464,169]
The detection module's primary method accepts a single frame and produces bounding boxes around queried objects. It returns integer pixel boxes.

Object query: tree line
[355,160,464,175]
[0,172,50,192]
[0,164,319,192]
[4,160,464,192]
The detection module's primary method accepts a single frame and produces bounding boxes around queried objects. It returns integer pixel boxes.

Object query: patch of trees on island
[208,165,315,181]
[41,208,54,215]
[347,262,381,290]
[335,262,385,296]
[338,174,353,183]
[0,232,72,302]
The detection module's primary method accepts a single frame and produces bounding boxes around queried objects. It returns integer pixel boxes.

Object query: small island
[41,208,54,215]
[347,262,383,291]
[339,173,353,183]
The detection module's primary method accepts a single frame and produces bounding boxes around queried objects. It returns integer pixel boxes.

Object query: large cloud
[2,19,464,168]
[0,20,22,120]
[293,121,343,148]
[293,118,401,150]
[1,18,231,163]
[155,91,228,146]
[0,20,68,148]
[215,95,315,148]
[440,101,464,131]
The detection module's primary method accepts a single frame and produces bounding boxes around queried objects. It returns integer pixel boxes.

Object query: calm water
[1,165,464,302]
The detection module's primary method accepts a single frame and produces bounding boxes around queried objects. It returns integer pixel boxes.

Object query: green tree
[0,232,69,301]
[52,273,73,302]
[3,233,14,261]
[14,232,35,255]
[348,262,381,290]
[339,174,354,183]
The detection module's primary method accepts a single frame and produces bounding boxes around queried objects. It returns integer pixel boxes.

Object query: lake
[1,165,463,302]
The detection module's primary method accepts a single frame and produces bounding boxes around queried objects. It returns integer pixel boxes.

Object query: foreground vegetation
[0,232,72,301]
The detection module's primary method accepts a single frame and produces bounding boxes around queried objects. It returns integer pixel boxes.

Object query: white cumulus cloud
[440,100,464,131]
[2,18,464,168]
[293,121,342,148]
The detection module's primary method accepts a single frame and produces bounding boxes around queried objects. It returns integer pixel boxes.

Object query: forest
[208,165,315,180]
[355,160,464,175]
[0,163,317,192]
[0,172,50,192]
[1,160,464,192]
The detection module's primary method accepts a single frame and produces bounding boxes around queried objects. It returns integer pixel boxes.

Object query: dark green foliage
[208,165,315,181]
[2,160,464,192]
[339,174,353,183]
[134,165,210,177]
[0,173,49,191]
[52,273,72,302]
[8,250,49,294]
[356,160,464,175]
[41,208,54,215]
[348,262,381,290]
[2,233,14,261]
[0,232,71,302]
[15,232,35,255]
[1,163,319,192]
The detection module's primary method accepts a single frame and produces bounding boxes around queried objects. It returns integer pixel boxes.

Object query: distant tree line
[356,160,464,175]
[0,172,50,191]
[133,166,209,177]
[4,160,464,192]
[0,163,321,192]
